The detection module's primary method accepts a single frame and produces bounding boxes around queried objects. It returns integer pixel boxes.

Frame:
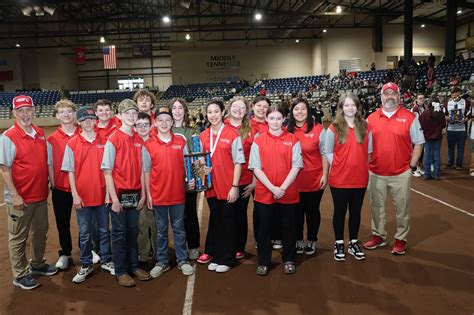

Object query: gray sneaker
[150,262,170,278]
[72,265,94,283]
[13,275,40,290]
[29,264,59,276]
[178,261,194,276]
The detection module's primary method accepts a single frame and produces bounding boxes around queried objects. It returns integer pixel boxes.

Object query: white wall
[456,21,474,57]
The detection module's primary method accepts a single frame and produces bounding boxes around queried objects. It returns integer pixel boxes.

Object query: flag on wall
[103,45,116,69]
[74,47,87,65]
[132,45,151,56]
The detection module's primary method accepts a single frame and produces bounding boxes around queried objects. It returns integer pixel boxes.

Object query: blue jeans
[76,205,111,266]
[446,131,466,167]
[154,204,188,264]
[110,208,140,276]
[423,139,442,178]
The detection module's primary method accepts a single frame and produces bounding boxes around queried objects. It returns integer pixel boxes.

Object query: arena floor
[0,126,473,315]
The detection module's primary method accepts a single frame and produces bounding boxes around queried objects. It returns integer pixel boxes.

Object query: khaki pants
[368,169,411,242]
[7,201,48,278]
[137,206,157,262]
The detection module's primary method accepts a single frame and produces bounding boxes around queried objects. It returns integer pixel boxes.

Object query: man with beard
[363,83,425,255]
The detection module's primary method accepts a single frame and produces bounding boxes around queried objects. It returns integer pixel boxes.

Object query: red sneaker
[236,252,244,259]
[197,253,212,264]
[391,239,407,255]
[363,235,387,250]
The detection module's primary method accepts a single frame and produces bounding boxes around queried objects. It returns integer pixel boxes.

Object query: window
[117,77,144,90]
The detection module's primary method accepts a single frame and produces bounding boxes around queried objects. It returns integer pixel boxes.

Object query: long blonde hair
[226,96,252,140]
[332,93,367,144]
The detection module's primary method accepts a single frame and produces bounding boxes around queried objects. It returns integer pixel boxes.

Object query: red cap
[13,95,34,110]
[381,82,399,94]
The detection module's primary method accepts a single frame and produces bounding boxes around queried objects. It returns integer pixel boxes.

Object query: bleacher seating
[161,81,248,100]
[0,90,60,108]
[69,90,136,105]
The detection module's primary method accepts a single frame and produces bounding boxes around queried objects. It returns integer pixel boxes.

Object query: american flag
[103,45,116,69]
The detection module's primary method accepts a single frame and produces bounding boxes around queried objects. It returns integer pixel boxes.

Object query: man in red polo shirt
[0,95,58,290]
[364,83,425,255]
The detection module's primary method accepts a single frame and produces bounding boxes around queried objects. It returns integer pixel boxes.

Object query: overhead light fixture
[33,5,44,16]
[421,24,425,28]
[323,29,327,33]
[254,13,262,21]
[100,36,106,43]
[162,16,171,23]
[44,6,55,16]
[15,43,21,47]
[457,9,462,15]
[21,6,34,16]
[336,6,342,13]
[179,0,191,9]
[295,39,300,43]
[185,33,191,40]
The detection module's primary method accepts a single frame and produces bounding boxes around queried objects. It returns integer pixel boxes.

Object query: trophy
[184,134,212,192]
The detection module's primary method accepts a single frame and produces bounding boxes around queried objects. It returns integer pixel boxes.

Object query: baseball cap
[154,109,173,120]
[381,82,399,94]
[118,99,139,114]
[76,106,97,122]
[13,95,34,110]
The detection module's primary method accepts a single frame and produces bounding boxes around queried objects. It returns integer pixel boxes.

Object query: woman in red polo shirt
[197,99,245,273]
[287,97,328,256]
[324,92,371,262]
[249,105,303,276]
[224,96,256,259]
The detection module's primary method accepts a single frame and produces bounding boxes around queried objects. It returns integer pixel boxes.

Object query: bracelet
[231,184,239,188]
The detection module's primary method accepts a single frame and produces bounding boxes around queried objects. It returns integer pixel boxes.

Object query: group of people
[3,81,469,290]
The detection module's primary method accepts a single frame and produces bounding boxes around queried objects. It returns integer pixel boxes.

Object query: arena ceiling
[0,0,472,50]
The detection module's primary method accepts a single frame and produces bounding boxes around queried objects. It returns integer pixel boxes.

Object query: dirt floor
[0,126,473,315]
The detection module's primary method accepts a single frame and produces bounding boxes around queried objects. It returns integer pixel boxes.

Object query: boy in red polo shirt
[62,106,115,283]
[0,95,58,290]
[95,99,121,138]
[143,111,194,277]
[47,100,80,270]
[101,99,151,287]
[133,89,156,136]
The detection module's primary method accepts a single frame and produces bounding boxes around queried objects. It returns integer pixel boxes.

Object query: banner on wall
[74,47,87,65]
[133,45,152,56]
[205,55,240,82]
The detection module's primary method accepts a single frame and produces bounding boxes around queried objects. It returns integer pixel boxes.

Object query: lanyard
[209,124,224,158]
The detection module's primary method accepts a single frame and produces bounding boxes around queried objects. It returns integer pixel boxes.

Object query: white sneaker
[272,240,283,250]
[207,263,218,271]
[178,261,194,276]
[91,250,101,264]
[100,262,115,276]
[150,263,170,278]
[412,170,421,177]
[215,265,231,273]
[55,255,71,270]
[188,248,199,260]
[470,171,474,177]
[72,265,93,283]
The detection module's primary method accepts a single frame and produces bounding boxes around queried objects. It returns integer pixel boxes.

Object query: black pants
[296,190,324,241]
[52,188,73,257]
[184,192,200,250]
[235,185,250,252]
[252,194,281,242]
[204,197,237,266]
[330,187,366,241]
[255,202,296,266]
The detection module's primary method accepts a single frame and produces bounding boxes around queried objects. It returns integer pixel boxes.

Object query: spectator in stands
[468,100,474,176]
[419,97,446,180]
[47,100,80,271]
[428,53,436,67]
[370,62,376,71]
[287,98,327,256]
[445,87,468,169]
[364,83,425,255]
[0,95,58,290]
[169,98,201,260]
[313,102,324,124]
[95,99,121,138]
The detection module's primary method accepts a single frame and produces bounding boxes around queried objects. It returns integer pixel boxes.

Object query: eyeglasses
[135,123,150,128]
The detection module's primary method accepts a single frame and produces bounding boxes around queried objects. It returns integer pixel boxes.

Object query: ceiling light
[336,6,342,13]
[421,24,425,28]
[44,6,55,16]
[185,33,191,40]
[323,29,327,33]
[254,13,262,21]
[162,16,171,23]
[457,10,462,15]
[21,6,34,16]
[15,43,20,47]
[100,36,106,43]
[179,0,191,9]
[33,5,44,16]
[295,39,300,43]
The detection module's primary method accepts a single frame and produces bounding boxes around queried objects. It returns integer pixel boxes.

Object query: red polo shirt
[249,130,303,204]
[250,117,268,135]
[96,116,121,138]
[224,118,254,186]
[1,122,49,203]
[293,123,325,192]
[63,134,107,206]
[48,127,80,192]
[326,125,370,188]
[200,125,245,200]
[143,133,187,205]
[368,107,416,176]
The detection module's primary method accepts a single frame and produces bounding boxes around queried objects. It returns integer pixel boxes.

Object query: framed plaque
[184,152,212,192]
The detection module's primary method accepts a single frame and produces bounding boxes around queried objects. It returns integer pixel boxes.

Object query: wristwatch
[410,165,417,172]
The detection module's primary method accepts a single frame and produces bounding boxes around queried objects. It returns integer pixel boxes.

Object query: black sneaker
[304,241,316,255]
[13,275,40,290]
[296,240,305,254]
[29,264,59,276]
[348,241,366,261]
[334,242,345,261]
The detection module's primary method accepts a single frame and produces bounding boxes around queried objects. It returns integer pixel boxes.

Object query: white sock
[335,240,344,244]
[350,239,358,244]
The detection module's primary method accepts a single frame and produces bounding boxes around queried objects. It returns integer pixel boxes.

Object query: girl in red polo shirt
[197,99,245,273]
[249,105,303,276]
[224,96,256,259]
[324,93,371,262]
[250,95,270,135]
[287,97,328,256]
